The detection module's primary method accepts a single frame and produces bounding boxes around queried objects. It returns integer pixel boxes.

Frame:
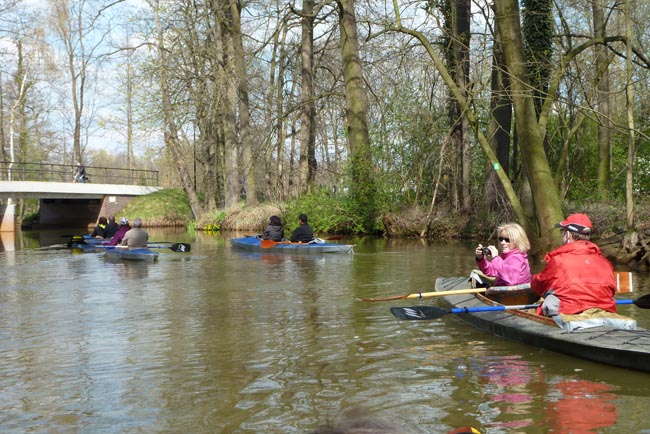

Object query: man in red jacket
[531,213,617,318]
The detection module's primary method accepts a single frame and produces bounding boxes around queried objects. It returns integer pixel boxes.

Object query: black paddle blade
[390,306,449,320]
[633,294,650,309]
[170,243,191,252]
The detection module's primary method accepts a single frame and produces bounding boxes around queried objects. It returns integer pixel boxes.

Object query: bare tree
[48,0,115,164]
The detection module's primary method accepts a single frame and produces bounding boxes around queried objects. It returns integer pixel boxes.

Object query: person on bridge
[72,162,88,183]
[91,216,108,238]
[104,216,119,239]
[109,217,131,246]
[120,218,148,249]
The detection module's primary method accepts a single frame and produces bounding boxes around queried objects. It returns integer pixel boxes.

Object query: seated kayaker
[531,213,635,331]
[262,215,284,241]
[90,216,108,239]
[108,217,131,246]
[474,222,531,287]
[104,215,119,239]
[120,217,149,249]
[290,213,314,243]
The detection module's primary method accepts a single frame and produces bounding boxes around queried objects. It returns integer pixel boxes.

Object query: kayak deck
[230,236,353,254]
[435,276,650,372]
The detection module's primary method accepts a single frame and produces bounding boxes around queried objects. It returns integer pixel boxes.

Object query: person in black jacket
[91,216,108,238]
[262,215,284,241]
[290,213,314,243]
[104,215,119,239]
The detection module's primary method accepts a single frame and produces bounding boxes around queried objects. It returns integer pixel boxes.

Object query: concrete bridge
[0,162,161,232]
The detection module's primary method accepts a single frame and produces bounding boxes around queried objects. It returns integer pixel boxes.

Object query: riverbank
[28,187,649,269]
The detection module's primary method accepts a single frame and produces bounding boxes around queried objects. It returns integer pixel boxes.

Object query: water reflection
[543,378,617,433]
[1,230,15,252]
[448,353,619,433]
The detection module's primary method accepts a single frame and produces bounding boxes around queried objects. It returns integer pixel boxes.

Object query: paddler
[531,213,635,331]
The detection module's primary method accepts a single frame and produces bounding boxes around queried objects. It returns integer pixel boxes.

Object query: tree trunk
[485,6,512,213]
[442,0,471,212]
[339,0,376,230]
[593,0,612,198]
[623,0,638,250]
[495,0,563,248]
[228,0,257,206]
[299,0,317,192]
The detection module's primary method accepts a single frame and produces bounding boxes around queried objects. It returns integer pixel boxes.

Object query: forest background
[1,0,650,265]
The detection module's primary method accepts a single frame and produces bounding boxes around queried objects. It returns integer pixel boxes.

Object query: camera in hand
[482,247,491,257]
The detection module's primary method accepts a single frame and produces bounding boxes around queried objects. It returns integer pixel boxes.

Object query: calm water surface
[1,230,649,433]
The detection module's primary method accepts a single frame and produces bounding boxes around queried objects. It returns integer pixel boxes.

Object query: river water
[1,229,649,433]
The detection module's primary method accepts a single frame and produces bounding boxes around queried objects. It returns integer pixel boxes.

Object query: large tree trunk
[623,0,638,250]
[227,0,257,206]
[494,0,563,249]
[593,0,611,198]
[442,0,471,212]
[299,0,317,192]
[485,6,512,214]
[223,32,240,208]
[339,0,377,231]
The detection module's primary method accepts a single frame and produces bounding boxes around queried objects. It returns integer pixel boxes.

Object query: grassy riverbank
[50,187,650,268]
[130,188,650,243]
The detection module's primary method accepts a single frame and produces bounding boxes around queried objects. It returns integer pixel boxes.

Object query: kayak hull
[105,248,159,262]
[230,236,353,254]
[435,276,650,372]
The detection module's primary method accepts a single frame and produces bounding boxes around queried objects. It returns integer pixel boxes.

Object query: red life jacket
[531,241,616,315]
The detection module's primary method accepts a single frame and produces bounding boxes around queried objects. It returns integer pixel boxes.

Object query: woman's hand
[475,244,485,259]
[487,245,499,258]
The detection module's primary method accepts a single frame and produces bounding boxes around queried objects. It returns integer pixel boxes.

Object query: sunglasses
[498,236,510,243]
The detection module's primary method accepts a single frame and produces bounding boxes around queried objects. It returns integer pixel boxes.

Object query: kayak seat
[469,269,538,305]
[485,284,539,306]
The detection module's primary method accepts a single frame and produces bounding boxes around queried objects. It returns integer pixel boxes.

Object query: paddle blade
[170,243,191,252]
[260,239,277,249]
[390,306,449,320]
[633,294,650,309]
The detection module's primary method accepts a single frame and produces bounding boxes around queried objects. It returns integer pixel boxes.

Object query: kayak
[68,235,191,254]
[432,276,650,372]
[230,236,354,254]
[69,242,108,253]
[104,247,159,262]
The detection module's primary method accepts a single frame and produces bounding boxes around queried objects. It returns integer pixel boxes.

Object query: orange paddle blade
[260,239,278,249]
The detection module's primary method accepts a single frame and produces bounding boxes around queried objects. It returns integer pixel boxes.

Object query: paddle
[358,287,489,302]
[359,272,634,302]
[72,243,191,252]
[390,294,650,321]
[152,243,191,252]
[261,239,288,248]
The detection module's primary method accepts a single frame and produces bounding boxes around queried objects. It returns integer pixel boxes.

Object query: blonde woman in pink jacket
[475,222,531,286]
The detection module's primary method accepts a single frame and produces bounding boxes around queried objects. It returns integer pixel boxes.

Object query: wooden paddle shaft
[404,288,486,299]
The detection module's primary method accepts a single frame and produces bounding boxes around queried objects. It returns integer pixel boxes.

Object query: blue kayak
[104,247,159,262]
[230,236,353,254]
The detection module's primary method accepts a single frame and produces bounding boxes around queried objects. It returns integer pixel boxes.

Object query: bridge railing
[0,161,159,186]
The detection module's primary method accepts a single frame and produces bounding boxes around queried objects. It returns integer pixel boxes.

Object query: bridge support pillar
[1,202,16,232]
